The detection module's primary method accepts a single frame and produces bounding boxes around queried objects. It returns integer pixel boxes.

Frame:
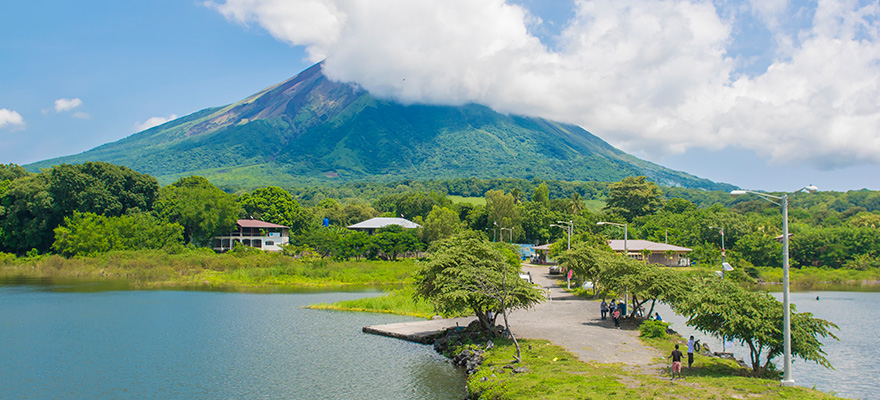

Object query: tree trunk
[500,300,522,363]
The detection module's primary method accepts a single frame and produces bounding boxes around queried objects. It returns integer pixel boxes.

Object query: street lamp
[597,221,628,256]
[500,227,514,243]
[550,220,573,250]
[709,226,728,277]
[731,185,817,386]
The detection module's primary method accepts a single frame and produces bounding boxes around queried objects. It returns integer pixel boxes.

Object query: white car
[519,271,532,283]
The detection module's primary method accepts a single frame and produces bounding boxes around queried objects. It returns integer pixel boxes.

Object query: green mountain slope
[27,62,732,190]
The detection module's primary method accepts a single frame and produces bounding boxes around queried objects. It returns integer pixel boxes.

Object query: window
[266,241,274,246]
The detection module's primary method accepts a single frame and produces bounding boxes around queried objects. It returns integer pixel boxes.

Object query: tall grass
[308,286,440,318]
[0,249,416,289]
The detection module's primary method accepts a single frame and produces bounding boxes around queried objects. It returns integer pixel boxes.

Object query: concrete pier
[363,317,476,344]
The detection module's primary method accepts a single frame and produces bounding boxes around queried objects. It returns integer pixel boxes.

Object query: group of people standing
[599,299,623,328]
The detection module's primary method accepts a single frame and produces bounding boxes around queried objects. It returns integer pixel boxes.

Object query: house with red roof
[212,219,290,252]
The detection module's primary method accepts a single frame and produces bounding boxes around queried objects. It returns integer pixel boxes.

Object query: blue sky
[2,0,879,192]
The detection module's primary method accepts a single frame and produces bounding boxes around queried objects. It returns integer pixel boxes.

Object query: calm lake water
[0,281,467,400]
[654,291,880,400]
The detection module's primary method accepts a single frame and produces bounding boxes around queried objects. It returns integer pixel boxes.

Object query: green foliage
[638,319,669,339]
[672,278,838,372]
[531,182,549,203]
[239,186,315,234]
[418,205,460,243]
[414,231,544,330]
[52,212,184,257]
[153,176,240,245]
[604,176,663,221]
[373,191,452,220]
[0,162,159,254]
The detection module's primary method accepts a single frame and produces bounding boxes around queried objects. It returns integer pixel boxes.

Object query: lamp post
[550,221,574,288]
[731,185,817,387]
[500,227,514,243]
[709,226,727,276]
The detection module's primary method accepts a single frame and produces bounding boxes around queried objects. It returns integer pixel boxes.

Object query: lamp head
[596,222,606,226]
[805,185,818,194]
[730,190,747,196]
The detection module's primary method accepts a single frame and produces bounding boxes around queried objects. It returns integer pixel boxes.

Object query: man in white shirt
[686,336,695,368]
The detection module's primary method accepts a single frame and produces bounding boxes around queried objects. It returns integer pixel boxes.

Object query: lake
[653,291,880,400]
[0,281,467,400]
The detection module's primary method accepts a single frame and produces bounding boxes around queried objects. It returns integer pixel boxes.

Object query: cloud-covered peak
[208,0,880,170]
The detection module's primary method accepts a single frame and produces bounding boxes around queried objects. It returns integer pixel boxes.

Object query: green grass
[308,286,441,318]
[465,336,843,400]
[0,249,415,290]
[448,195,487,206]
[756,266,880,290]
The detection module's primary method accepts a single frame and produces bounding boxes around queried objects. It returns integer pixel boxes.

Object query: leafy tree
[604,176,663,221]
[0,163,29,181]
[373,225,422,260]
[0,162,159,254]
[556,244,614,296]
[414,231,545,361]
[373,191,451,220]
[154,176,240,246]
[532,182,549,204]
[673,278,838,373]
[486,190,521,238]
[239,186,314,234]
[419,206,461,243]
[52,212,183,256]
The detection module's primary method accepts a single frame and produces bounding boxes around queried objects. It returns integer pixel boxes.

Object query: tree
[604,176,663,221]
[486,189,520,235]
[673,278,838,373]
[419,206,461,243]
[414,232,545,362]
[556,244,613,296]
[153,176,240,246]
[373,225,422,260]
[239,186,314,234]
[532,183,549,204]
[52,212,184,257]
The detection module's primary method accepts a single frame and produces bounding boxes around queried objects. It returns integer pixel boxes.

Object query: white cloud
[54,98,83,113]
[208,0,880,170]
[0,108,25,130]
[72,111,91,119]
[134,114,178,132]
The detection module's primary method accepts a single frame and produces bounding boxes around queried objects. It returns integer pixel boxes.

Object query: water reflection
[654,291,880,400]
[0,285,466,400]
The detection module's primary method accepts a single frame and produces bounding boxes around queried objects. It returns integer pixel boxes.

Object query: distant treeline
[2,162,879,272]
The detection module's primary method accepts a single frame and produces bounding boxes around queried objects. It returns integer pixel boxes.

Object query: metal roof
[237,219,288,229]
[607,240,691,252]
[347,217,421,229]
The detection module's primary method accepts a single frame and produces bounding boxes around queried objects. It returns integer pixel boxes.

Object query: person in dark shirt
[670,344,683,380]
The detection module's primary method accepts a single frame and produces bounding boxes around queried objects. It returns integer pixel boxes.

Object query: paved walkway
[506,264,660,369]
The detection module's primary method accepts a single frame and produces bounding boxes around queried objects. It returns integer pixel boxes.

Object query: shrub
[639,320,669,339]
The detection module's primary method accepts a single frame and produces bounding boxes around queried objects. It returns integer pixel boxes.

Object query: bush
[639,320,669,339]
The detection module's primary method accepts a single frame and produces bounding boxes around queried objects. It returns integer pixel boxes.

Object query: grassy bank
[755,266,880,290]
[0,249,416,290]
[463,335,840,400]
[308,286,441,318]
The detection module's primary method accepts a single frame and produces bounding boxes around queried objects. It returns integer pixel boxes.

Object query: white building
[213,219,289,252]
[607,240,692,266]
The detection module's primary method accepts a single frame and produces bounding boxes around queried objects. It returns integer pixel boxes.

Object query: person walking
[600,300,608,320]
[612,307,620,328]
[670,344,683,380]
[687,336,695,368]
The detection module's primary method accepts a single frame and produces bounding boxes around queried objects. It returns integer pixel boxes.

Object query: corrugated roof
[607,240,691,252]
[237,219,288,229]
[348,217,421,229]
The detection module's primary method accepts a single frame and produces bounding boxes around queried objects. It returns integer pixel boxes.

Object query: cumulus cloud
[0,108,25,130]
[208,0,880,169]
[134,114,179,132]
[54,98,83,113]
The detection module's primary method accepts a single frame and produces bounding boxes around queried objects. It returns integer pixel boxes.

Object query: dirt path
[505,265,662,371]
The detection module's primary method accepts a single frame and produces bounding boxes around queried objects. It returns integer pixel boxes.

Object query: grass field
[448,195,487,206]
